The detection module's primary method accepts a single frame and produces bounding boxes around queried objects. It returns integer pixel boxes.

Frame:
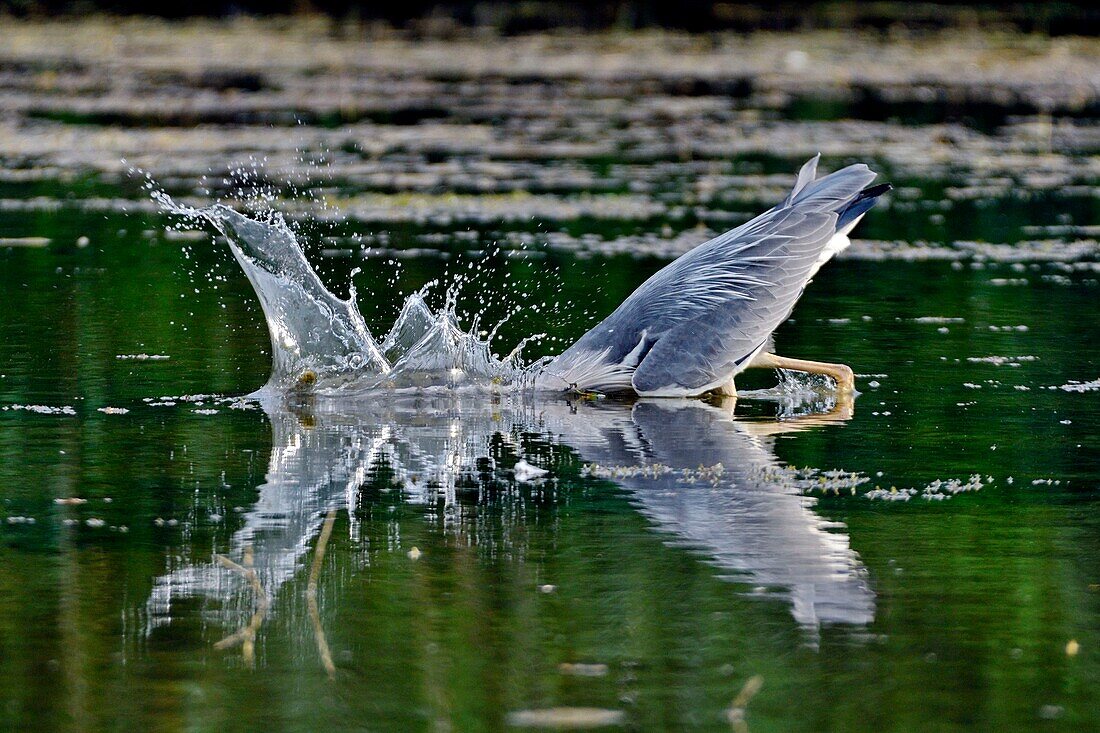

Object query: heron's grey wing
[631,210,838,396]
[618,166,875,337]
[541,159,877,394]
[629,301,763,395]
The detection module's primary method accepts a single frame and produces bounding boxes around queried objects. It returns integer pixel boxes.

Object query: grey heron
[537,155,891,397]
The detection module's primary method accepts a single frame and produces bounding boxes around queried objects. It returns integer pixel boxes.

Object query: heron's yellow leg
[714,377,737,397]
[748,352,855,393]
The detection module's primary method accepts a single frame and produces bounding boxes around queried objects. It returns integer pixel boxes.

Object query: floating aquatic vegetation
[582,463,676,481]
[864,475,990,502]
[2,404,76,415]
[864,487,918,502]
[954,240,1100,263]
[583,461,871,495]
[966,355,1039,367]
[116,353,170,361]
[1058,378,1100,393]
[312,191,666,225]
[505,708,626,729]
[143,393,221,403]
[558,663,609,677]
[4,516,36,525]
[484,232,1100,265]
[0,237,50,248]
[920,475,991,500]
[913,316,966,324]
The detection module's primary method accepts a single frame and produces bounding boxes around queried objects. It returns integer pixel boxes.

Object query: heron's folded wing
[631,211,838,396]
[629,302,762,395]
[621,205,841,339]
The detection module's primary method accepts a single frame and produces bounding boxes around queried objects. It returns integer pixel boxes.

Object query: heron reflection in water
[145,393,873,651]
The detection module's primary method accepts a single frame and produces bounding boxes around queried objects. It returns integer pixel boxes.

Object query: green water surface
[2,186,1099,732]
[1,27,1100,730]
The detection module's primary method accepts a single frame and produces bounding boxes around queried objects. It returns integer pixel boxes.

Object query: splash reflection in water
[145,394,873,653]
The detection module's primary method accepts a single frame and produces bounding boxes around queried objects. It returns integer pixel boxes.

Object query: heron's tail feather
[785,153,821,204]
[788,161,877,212]
[836,183,893,231]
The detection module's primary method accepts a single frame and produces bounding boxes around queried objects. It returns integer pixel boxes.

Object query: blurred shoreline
[3,17,1096,119]
[1,2,1098,36]
[0,15,1096,264]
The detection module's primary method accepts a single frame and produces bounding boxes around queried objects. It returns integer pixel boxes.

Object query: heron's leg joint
[748,352,855,393]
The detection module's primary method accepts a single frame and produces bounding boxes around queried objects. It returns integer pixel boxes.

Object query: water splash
[153,190,531,395]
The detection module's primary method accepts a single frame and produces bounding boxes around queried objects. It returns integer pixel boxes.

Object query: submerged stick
[308,509,338,679]
[213,549,270,667]
[726,675,764,733]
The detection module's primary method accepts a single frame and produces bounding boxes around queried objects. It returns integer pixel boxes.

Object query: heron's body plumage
[539,156,888,396]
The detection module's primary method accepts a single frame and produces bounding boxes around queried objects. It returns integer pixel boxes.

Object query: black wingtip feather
[836,182,892,230]
[859,183,893,199]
